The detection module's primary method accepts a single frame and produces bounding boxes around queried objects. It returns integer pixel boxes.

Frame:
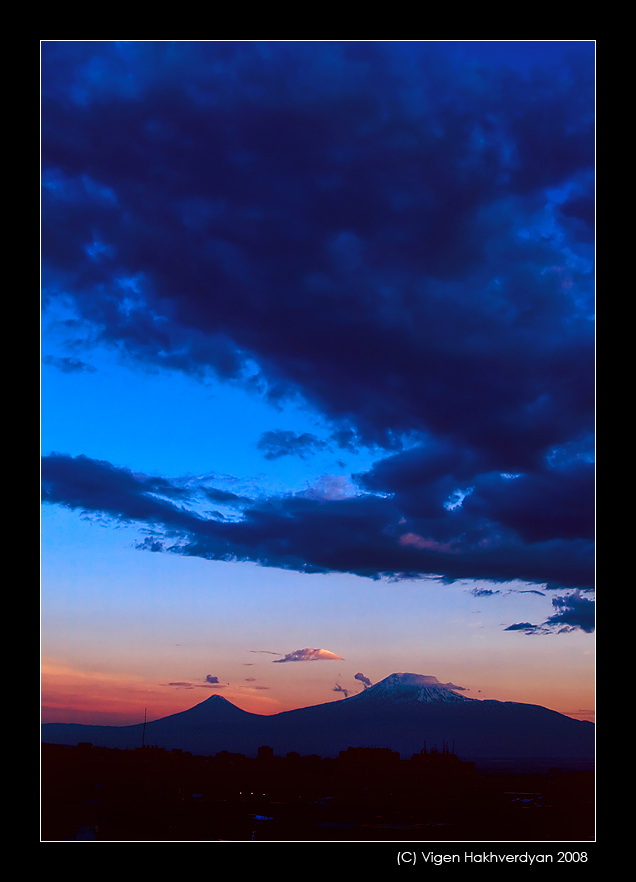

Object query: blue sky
[41,41,594,725]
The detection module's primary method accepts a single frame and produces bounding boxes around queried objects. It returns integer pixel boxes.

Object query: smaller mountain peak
[181,692,257,719]
[204,693,232,702]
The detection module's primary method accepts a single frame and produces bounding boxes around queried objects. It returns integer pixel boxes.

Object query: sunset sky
[41,40,594,728]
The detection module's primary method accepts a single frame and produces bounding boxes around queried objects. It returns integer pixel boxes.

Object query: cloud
[202,675,227,688]
[505,622,545,635]
[42,43,593,447]
[41,44,594,609]
[202,487,254,507]
[354,672,372,689]
[41,453,198,520]
[43,355,96,374]
[273,648,344,663]
[410,675,467,691]
[298,474,358,502]
[41,452,594,593]
[470,588,501,597]
[257,430,328,460]
[239,678,271,690]
[399,533,459,555]
[333,683,350,698]
[544,590,595,633]
[43,43,594,456]
[505,591,595,634]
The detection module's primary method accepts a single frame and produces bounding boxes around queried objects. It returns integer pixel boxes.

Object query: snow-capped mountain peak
[358,673,473,704]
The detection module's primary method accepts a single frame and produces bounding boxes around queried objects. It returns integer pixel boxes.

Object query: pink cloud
[399,532,458,554]
[273,647,344,663]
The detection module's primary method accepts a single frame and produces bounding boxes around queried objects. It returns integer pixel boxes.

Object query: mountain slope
[42,673,594,762]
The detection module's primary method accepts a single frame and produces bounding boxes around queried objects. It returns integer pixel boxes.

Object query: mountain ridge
[41,672,594,764]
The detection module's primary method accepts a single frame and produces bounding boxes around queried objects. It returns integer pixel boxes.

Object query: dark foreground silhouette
[41,742,594,842]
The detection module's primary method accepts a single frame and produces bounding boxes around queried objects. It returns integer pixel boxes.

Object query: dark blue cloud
[202,487,254,506]
[505,622,543,635]
[505,590,594,634]
[41,42,595,604]
[42,43,593,446]
[257,430,328,460]
[43,355,97,374]
[354,672,372,689]
[545,590,595,633]
[41,452,593,592]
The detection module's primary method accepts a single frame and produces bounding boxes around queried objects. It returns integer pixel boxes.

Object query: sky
[41,40,595,729]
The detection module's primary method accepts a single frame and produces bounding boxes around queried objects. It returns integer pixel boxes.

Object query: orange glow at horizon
[41,659,291,725]
[41,653,594,727]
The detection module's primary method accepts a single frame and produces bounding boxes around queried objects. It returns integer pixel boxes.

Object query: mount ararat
[41,673,594,765]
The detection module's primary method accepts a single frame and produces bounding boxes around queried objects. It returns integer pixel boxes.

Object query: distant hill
[42,672,594,765]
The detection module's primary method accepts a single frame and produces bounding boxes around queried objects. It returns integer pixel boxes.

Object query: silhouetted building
[410,745,475,775]
[338,746,400,765]
[257,745,274,761]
